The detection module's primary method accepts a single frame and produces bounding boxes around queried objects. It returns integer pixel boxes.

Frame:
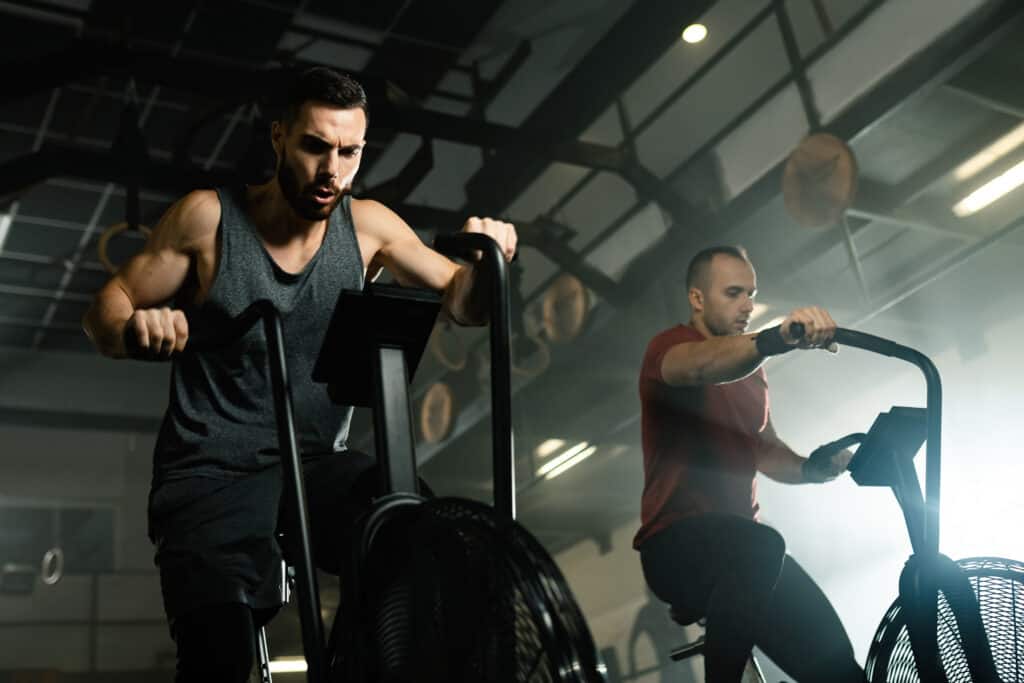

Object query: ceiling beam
[943,27,1024,119]
[0,38,626,172]
[462,0,717,215]
[352,0,503,179]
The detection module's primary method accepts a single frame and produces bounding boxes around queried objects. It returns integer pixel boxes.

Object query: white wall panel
[810,0,988,125]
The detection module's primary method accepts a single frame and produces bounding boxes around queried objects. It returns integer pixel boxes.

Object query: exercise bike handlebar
[432,233,516,522]
[187,300,328,683]
[789,322,943,556]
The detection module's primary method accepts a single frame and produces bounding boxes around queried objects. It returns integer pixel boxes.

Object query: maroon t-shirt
[633,324,769,549]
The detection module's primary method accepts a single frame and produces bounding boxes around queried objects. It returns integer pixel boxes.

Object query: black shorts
[148,450,377,625]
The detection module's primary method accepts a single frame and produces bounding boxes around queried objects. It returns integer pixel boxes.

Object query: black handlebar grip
[789,322,806,340]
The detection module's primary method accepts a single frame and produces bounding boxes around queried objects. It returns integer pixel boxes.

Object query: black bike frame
[830,329,999,682]
[831,329,942,555]
[433,234,516,521]
[201,300,327,683]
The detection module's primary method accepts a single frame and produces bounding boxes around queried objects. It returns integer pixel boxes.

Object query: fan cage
[865,556,1024,683]
[358,496,605,683]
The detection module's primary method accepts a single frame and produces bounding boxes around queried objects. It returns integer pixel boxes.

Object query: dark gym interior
[1,1,1023,681]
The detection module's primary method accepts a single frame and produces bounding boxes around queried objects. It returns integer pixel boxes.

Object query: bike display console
[312,283,441,408]
[848,406,927,488]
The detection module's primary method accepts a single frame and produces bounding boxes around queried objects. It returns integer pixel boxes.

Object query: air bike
[206,232,605,682]
[796,323,1024,682]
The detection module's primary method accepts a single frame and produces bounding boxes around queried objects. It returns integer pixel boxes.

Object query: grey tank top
[153,188,364,485]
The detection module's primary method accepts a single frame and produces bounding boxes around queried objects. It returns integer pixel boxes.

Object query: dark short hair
[685,245,751,291]
[279,66,369,126]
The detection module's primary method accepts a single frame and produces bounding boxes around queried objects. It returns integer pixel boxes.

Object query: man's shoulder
[349,197,412,242]
[350,197,397,228]
[178,189,220,221]
[647,324,703,350]
[165,189,221,247]
[641,325,703,381]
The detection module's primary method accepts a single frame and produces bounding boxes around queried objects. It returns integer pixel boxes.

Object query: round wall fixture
[541,273,589,344]
[419,381,456,444]
[782,133,859,228]
[428,321,468,371]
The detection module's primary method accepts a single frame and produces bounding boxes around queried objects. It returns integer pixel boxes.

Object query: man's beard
[277,149,345,221]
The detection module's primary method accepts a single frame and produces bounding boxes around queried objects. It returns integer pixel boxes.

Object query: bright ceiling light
[269,658,308,673]
[953,122,1024,182]
[0,211,12,253]
[535,438,566,459]
[682,23,708,44]
[537,441,590,477]
[545,445,598,480]
[952,158,1024,217]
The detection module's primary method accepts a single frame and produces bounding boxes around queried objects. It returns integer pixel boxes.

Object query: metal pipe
[840,214,871,304]
[811,0,835,35]
[846,206,977,242]
[774,0,821,130]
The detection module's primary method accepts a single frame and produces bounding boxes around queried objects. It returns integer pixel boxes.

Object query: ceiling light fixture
[953,122,1024,182]
[544,445,598,480]
[952,158,1024,217]
[0,211,12,253]
[682,23,708,44]
[269,658,308,673]
[537,441,590,477]
[535,438,566,459]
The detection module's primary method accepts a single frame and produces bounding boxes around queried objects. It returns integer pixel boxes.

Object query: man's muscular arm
[351,200,516,325]
[756,416,808,484]
[660,307,838,386]
[82,190,218,358]
[757,415,854,484]
[659,333,764,386]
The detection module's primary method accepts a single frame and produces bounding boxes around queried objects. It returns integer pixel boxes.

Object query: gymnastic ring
[428,319,468,371]
[41,547,64,586]
[98,222,152,274]
[511,332,551,378]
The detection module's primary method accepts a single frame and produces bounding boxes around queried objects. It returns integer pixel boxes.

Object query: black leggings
[171,602,259,683]
[163,454,435,682]
[162,454,382,682]
[640,514,864,683]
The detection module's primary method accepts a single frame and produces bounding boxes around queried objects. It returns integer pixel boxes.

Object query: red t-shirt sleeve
[639,326,703,401]
[641,335,673,385]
